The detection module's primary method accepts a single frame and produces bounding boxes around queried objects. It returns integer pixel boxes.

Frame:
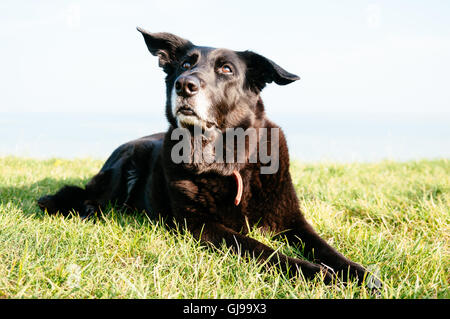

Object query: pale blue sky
[0,0,449,116]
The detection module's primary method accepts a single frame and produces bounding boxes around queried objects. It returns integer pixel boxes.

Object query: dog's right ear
[137,27,193,73]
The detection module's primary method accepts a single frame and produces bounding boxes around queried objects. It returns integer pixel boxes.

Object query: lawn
[0,157,448,298]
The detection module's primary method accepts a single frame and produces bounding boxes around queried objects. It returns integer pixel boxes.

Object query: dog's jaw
[176,114,205,129]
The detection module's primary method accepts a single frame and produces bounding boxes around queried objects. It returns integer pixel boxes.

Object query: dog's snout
[175,76,199,97]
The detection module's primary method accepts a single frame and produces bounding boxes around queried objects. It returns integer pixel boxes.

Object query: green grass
[0,156,448,298]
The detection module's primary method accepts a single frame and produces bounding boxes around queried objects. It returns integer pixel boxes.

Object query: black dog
[38,27,372,285]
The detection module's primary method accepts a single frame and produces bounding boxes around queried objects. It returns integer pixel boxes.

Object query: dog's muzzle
[171,76,216,129]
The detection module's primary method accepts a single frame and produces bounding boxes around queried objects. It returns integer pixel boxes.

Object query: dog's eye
[221,65,233,74]
[182,61,191,69]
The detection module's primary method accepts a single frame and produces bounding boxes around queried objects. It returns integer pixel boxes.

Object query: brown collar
[232,170,243,206]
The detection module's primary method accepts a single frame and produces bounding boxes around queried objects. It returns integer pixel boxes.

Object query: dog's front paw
[345,263,383,292]
[365,265,383,293]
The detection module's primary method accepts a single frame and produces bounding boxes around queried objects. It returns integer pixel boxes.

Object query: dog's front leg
[188,220,333,283]
[283,214,369,285]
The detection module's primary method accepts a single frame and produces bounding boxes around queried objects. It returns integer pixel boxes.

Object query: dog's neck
[165,99,268,176]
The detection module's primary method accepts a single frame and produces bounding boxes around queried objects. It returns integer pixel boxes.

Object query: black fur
[37,28,376,286]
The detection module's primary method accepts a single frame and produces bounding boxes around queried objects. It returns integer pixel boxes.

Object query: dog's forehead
[187,46,243,65]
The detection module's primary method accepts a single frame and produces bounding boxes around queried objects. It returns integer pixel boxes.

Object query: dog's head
[137,27,299,131]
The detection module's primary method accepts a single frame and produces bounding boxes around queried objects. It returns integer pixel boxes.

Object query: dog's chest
[169,174,241,216]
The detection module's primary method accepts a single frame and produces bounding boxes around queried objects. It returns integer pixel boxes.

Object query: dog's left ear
[239,51,300,91]
[137,27,193,72]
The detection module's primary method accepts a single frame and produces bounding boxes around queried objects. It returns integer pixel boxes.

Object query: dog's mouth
[176,105,197,117]
[175,105,218,129]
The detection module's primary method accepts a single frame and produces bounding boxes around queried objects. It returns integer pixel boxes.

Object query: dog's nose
[175,76,199,97]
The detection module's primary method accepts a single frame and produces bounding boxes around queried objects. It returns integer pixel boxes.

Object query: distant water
[1,112,449,162]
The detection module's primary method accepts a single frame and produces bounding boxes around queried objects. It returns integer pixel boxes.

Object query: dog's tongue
[232,170,243,206]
